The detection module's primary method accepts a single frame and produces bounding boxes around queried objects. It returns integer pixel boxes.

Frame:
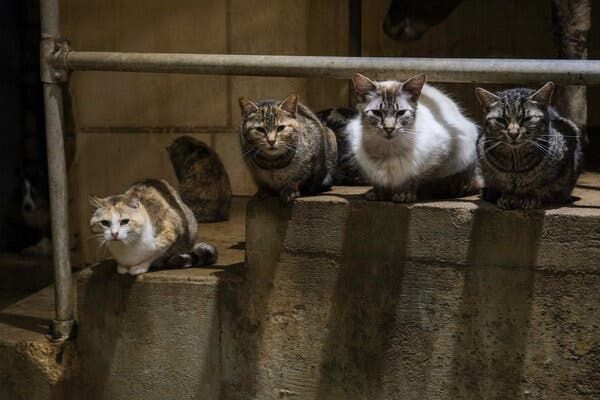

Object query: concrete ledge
[222,176,600,399]
[76,260,241,400]
[0,286,78,400]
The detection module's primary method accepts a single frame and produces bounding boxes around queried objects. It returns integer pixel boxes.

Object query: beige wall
[62,0,600,262]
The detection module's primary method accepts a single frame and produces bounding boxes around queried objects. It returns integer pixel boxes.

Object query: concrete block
[76,262,230,400]
[230,185,600,399]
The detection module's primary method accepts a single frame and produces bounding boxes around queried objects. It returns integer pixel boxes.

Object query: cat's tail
[164,242,219,269]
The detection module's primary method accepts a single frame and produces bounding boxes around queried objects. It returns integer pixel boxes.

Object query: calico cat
[90,179,217,276]
[475,82,583,209]
[316,107,369,185]
[347,73,480,202]
[167,135,232,223]
[239,94,337,203]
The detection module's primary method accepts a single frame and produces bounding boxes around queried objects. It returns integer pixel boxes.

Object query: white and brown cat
[90,179,217,276]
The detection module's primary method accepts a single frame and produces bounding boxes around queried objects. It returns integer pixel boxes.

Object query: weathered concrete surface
[75,198,247,400]
[222,176,600,400]
[0,286,79,400]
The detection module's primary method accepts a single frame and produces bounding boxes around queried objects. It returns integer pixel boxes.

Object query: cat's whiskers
[483,140,502,155]
[527,140,558,159]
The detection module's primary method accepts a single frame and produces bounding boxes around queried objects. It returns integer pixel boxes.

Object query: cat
[316,107,369,185]
[167,135,232,223]
[346,73,481,202]
[475,82,583,209]
[89,179,218,276]
[238,93,337,204]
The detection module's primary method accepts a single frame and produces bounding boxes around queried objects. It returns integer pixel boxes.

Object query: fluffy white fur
[107,220,168,276]
[348,84,478,190]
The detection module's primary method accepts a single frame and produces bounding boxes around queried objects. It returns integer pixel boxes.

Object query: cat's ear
[89,195,105,209]
[279,94,299,117]
[353,73,377,102]
[475,87,501,110]
[529,82,554,107]
[126,195,140,209]
[239,97,259,117]
[402,74,426,102]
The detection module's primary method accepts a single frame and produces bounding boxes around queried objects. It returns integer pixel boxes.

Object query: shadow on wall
[77,260,222,399]
[316,201,411,399]
[223,196,548,399]
[219,198,292,399]
[451,208,543,399]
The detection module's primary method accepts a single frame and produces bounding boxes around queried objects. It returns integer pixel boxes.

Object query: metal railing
[40,0,600,340]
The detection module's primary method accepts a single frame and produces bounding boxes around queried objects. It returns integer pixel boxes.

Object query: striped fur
[239,94,337,203]
[476,84,583,209]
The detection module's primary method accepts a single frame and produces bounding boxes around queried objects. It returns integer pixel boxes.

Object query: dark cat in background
[7,136,52,255]
[317,107,369,186]
[167,136,232,223]
[476,82,583,209]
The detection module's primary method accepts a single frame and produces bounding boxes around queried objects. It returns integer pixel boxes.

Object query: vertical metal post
[348,0,361,106]
[40,0,75,341]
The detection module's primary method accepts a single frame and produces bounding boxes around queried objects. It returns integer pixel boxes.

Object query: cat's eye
[370,110,383,118]
[255,127,266,134]
[396,110,407,118]
[492,117,507,125]
[120,219,129,226]
[276,125,286,132]
[521,116,534,123]
[100,220,110,227]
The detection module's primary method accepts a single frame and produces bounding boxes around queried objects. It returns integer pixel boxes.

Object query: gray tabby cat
[475,82,583,210]
[239,94,337,203]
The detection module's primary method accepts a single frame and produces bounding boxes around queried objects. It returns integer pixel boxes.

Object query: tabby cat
[90,179,217,276]
[239,94,337,203]
[475,82,583,209]
[167,135,231,222]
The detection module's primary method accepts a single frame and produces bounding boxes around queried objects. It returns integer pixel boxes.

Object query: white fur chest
[107,223,167,267]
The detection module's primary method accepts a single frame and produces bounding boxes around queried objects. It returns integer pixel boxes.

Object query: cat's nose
[507,131,519,141]
[267,139,276,146]
[111,231,119,238]
[384,127,395,135]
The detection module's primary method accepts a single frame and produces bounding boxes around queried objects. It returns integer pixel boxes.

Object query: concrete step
[0,286,77,400]
[224,173,600,400]
[75,198,247,400]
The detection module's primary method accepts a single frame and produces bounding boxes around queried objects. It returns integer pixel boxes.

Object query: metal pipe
[40,0,75,341]
[54,51,600,85]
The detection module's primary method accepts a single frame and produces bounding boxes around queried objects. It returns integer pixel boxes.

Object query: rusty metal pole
[40,0,75,341]
[53,51,600,85]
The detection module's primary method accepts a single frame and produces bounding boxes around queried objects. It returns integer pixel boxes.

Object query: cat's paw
[482,187,500,203]
[518,197,542,210]
[116,265,129,274]
[392,191,417,203]
[280,189,300,204]
[365,189,381,201]
[497,195,541,210]
[128,264,150,276]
